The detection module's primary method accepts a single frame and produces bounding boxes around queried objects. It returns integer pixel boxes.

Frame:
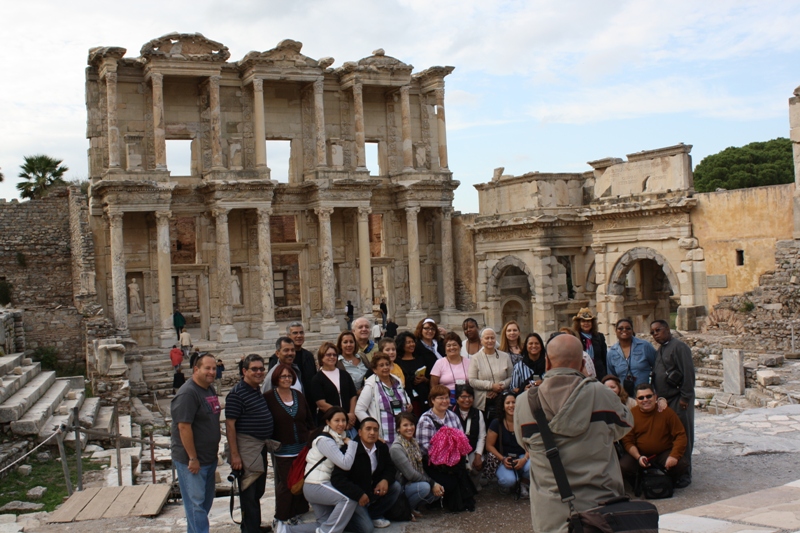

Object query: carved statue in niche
[415,146,426,169]
[231,270,242,305]
[128,279,142,314]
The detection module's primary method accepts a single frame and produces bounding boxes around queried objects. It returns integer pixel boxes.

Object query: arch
[486,255,536,299]
[607,247,680,297]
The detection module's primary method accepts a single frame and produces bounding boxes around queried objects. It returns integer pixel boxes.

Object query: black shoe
[675,475,692,489]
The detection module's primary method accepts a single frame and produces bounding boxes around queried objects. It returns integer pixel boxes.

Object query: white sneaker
[273,519,288,533]
[372,518,391,528]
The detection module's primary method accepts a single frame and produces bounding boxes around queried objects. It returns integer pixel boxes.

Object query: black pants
[239,451,268,533]
[619,449,689,484]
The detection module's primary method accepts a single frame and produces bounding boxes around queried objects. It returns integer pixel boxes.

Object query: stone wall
[0,189,84,362]
[0,309,24,355]
[706,239,800,352]
[452,213,477,312]
[693,184,793,307]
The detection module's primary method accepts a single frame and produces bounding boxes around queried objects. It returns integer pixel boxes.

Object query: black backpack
[635,466,674,500]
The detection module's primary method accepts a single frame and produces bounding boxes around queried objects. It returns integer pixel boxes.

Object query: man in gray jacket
[514,334,633,533]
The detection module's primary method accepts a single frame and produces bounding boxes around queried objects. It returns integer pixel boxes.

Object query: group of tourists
[170,309,696,533]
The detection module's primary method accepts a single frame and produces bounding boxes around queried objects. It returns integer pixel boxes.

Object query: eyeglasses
[616,327,632,331]
[247,366,265,373]
[422,326,436,331]
[324,352,338,358]
[636,394,654,400]
[279,375,294,380]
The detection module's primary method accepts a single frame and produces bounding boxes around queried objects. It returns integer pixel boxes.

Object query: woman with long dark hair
[511,333,547,395]
[572,308,608,378]
[307,342,358,429]
[395,331,436,416]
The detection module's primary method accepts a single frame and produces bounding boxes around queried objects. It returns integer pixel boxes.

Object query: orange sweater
[622,405,687,459]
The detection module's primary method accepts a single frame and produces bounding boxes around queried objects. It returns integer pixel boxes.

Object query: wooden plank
[131,484,171,516]
[47,487,101,523]
[102,485,147,518]
[75,486,124,521]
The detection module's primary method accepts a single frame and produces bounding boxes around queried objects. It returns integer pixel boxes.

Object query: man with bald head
[514,333,633,533]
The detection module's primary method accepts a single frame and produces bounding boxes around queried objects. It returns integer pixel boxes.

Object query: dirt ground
[18,449,800,533]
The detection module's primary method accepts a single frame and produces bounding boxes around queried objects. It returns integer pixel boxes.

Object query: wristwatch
[189,457,198,462]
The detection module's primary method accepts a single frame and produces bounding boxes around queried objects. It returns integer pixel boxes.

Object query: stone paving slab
[663,479,800,532]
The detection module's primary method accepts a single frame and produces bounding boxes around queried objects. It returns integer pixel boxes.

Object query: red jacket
[170,348,183,366]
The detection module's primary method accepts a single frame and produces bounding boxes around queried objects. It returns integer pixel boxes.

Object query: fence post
[115,406,123,487]
[56,429,73,496]
[150,432,156,484]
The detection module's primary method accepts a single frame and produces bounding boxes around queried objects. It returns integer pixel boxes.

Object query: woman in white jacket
[275,407,358,533]
[467,328,513,422]
[355,353,411,445]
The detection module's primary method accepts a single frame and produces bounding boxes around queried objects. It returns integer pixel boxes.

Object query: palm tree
[16,155,69,199]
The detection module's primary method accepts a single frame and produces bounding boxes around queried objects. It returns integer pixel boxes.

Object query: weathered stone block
[17,464,32,476]
[26,487,46,500]
[722,349,745,394]
[0,501,43,512]
[756,370,780,386]
[759,354,785,367]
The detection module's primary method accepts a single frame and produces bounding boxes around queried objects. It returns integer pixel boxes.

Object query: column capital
[434,87,445,103]
[106,209,124,226]
[592,243,607,254]
[315,206,334,219]
[532,247,551,258]
[257,206,273,218]
[105,70,118,84]
[313,76,324,92]
[400,85,410,96]
[155,210,172,223]
[405,206,421,217]
[442,206,454,219]
[358,206,372,219]
[253,78,263,92]
[208,74,221,85]
[353,79,363,95]
[150,72,163,86]
[212,206,230,222]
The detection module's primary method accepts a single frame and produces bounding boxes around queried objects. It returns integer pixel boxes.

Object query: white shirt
[364,443,378,473]
[372,324,382,338]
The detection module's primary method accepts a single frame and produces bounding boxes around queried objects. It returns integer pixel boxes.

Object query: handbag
[532,407,659,533]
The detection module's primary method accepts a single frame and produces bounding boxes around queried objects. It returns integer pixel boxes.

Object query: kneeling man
[620,383,690,487]
[331,418,401,532]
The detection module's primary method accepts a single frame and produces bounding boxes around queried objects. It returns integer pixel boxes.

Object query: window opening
[736,250,744,266]
[165,139,192,176]
[266,140,291,182]
[365,141,380,176]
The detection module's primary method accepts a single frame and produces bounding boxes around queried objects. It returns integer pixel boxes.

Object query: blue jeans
[404,481,435,510]
[496,460,530,489]
[175,460,217,533]
[347,481,402,533]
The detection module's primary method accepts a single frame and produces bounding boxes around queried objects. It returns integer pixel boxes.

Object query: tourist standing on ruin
[379,298,388,327]
[225,354,274,533]
[572,308,608,379]
[468,327,513,422]
[499,321,524,366]
[180,327,193,359]
[284,322,318,399]
[460,318,482,359]
[173,309,186,341]
[170,353,222,533]
[345,301,354,330]
[650,319,695,488]
[607,318,657,397]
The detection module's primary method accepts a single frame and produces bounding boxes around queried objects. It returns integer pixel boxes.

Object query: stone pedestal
[722,348,745,394]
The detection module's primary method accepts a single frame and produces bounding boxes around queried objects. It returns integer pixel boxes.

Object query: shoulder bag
[532,407,659,533]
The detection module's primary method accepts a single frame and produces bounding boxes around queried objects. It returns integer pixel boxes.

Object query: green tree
[16,155,69,199]
[693,138,794,193]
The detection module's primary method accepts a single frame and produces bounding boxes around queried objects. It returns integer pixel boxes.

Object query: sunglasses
[247,366,265,372]
[636,394,654,400]
[616,327,632,331]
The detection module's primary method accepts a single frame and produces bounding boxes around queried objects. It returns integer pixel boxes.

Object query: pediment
[140,33,230,62]
[88,46,127,67]
[238,39,334,71]
[337,49,413,75]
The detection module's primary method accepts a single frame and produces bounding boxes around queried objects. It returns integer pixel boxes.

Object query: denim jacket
[606,336,657,387]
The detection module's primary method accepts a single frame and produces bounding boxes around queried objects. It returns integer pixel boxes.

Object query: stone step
[10,379,72,435]
[93,406,117,439]
[0,353,25,376]
[696,372,724,384]
[0,363,41,404]
[78,397,101,428]
[38,388,87,442]
[0,371,56,423]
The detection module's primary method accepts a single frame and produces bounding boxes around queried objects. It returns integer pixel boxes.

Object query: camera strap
[229,470,241,525]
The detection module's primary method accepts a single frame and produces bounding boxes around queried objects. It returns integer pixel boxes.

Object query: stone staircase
[0,352,103,450]
[141,332,329,395]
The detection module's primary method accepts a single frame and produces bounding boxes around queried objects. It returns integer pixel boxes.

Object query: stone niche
[590,143,693,198]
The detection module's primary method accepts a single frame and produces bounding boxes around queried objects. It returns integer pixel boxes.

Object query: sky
[0,0,797,213]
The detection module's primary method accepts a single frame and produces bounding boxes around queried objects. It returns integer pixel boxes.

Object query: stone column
[253,79,268,169]
[106,70,121,169]
[208,75,225,171]
[441,207,456,310]
[155,211,175,347]
[108,210,128,335]
[313,77,327,167]
[405,206,424,323]
[400,85,414,171]
[357,207,373,317]
[353,81,367,170]
[434,88,449,171]
[213,207,238,342]
[257,207,279,340]
[353,80,367,170]
[151,73,167,171]
[316,207,339,334]
[531,247,557,338]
